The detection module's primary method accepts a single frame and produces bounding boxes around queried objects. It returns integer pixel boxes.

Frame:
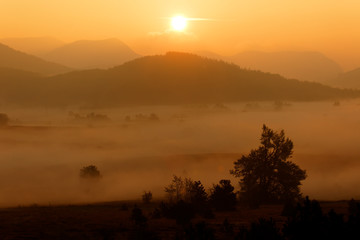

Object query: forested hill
[0,52,358,107]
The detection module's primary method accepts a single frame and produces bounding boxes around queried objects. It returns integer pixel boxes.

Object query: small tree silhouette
[164,175,203,203]
[80,165,101,179]
[142,191,153,204]
[209,180,237,211]
[231,124,306,207]
[189,181,208,206]
[165,175,184,202]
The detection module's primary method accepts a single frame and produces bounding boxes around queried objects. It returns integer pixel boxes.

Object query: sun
[171,16,187,32]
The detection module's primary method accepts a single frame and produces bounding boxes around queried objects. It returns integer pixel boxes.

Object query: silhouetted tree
[231,124,306,207]
[164,175,203,203]
[0,113,9,127]
[80,165,101,179]
[190,181,213,218]
[142,191,153,204]
[163,176,213,220]
[165,175,185,202]
[189,181,208,205]
[209,180,237,211]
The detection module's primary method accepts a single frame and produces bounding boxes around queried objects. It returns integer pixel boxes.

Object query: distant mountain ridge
[0,52,357,107]
[41,38,141,69]
[330,68,360,89]
[197,51,343,83]
[0,43,71,76]
[0,37,65,55]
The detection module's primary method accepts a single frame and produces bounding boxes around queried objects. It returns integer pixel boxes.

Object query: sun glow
[171,16,187,31]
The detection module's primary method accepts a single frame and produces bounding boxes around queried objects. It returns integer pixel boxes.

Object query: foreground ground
[0,200,350,239]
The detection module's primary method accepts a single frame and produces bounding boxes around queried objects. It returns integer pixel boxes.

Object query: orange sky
[1,0,360,70]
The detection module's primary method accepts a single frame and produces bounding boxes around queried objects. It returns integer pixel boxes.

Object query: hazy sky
[1,0,360,70]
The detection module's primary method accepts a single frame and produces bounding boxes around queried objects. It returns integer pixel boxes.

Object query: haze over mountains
[40,38,141,69]
[0,43,71,76]
[1,37,353,85]
[0,37,64,55]
[330,68,360,89]
[0,52,357,108]
[197,51,343,83]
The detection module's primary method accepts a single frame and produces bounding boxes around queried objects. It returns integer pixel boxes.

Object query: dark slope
[0,43,72,76]
[0,52,358,107]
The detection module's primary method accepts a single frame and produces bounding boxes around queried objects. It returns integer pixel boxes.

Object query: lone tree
[230,124,306,207]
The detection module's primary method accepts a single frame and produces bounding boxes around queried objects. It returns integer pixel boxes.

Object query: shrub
[142,191,153,204]
[79,165,101,179]
[209,180,237,211]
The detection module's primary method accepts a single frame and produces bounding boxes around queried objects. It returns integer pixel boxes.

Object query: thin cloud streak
[160,17,233,22]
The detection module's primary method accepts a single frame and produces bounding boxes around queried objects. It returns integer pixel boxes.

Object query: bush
[79,165,101,179]
[209,180,237,211]
[142,191,153,204]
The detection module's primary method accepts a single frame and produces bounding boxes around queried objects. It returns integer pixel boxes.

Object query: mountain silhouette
[0,52,357,107]
[330,68,360,89]
[0,43,71,76]
[0,37,65,55]
[41,38,141,69]
[196,51,343,83]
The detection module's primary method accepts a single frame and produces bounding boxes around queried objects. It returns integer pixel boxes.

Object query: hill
[0,52,358,107]
[0,43,71,76]
[41,38,141,69]
[330,68,360,89]
[228,51,343,83]
[0,37,65,55]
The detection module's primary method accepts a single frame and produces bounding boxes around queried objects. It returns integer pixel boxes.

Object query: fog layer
[0,100,359,206]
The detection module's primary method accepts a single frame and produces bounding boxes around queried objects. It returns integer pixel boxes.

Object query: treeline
[128,183,360,240]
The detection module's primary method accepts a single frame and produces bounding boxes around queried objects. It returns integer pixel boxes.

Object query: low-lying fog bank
[0,100,360,206]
